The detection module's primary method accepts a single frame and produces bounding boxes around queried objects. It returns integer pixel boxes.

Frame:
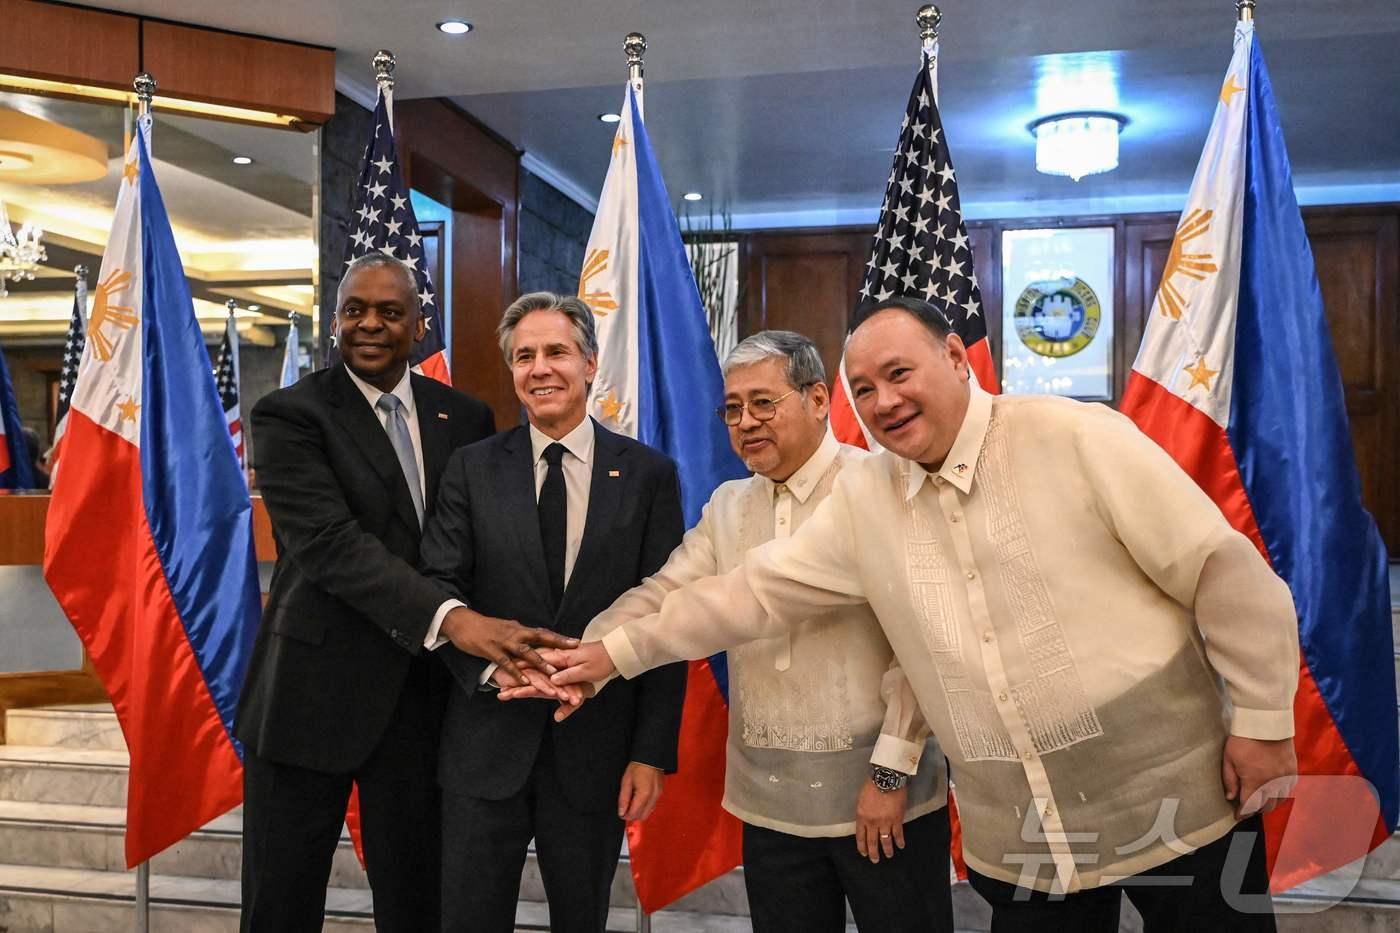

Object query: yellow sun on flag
[579,249,619,317]
[89,269,139,362]
[1156,208,1219,321]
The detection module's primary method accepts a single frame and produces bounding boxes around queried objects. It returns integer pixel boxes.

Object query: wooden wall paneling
[0,0,139,90]
[966,223,1002,383]
[739,231,870,388]
[1122,219,1179,388]
[141,21,335,124]
[0,496,48,565]
[1302,209,1398,550]
[395,99,521,429]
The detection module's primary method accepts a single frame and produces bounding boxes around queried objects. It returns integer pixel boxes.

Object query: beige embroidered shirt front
[602,386,1298,892]
[587,431,947,837]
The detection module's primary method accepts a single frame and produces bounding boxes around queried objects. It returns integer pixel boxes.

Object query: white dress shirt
[343,365,425,504]
[426,417,597,676]
[602,385,1299,892]
[586,430,946,837]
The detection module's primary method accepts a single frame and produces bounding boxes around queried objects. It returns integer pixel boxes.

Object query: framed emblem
[1001,226,1115,400]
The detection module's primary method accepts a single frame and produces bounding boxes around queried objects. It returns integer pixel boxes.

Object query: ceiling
[79,0,1400,227]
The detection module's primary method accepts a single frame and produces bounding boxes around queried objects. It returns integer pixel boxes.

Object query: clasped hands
[437,607,613,721]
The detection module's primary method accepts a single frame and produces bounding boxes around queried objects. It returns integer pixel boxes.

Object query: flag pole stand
[135,861,150,932]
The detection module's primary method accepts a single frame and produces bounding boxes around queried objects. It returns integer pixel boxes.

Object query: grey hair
[722,329,826,389]
[336,253,421,316]
[497,292,599,364]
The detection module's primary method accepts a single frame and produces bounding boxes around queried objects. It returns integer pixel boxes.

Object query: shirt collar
[344,364,414,417]
[903,382,992,501]
[763,428,840,504]
[530,415,595,466]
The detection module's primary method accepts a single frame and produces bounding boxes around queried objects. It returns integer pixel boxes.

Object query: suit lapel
[500,428,554,617]
[413,375,453,515]
[560,422,625,616]
[324,365,421,534]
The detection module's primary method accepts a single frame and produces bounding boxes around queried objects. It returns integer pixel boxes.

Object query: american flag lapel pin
[608,469,621,477]
[437,412,449,420]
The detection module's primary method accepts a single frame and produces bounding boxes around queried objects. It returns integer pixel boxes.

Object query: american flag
[859,55,998,390]
[830,55,999,448]
[338,90,449,384]
[50,289,87,468]
[213,313,243,467]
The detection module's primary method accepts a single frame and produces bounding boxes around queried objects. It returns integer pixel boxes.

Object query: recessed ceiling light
[247,304,262,311]
[598,113,621,124]
[231,156,253,165]
[682,192,703,202]
[436,19,472,35]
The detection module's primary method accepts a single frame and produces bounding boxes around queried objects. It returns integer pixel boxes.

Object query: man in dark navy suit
[420,292,687,933]
[237,256,575,933]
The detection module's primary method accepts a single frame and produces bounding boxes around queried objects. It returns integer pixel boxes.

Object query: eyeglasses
[717,385,807,426]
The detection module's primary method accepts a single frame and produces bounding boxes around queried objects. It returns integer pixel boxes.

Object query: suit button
[391,628,402,640]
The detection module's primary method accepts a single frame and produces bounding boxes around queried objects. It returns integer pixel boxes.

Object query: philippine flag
[580,80,747,912]
[1121,21,1397,890]
[43,119,262,867]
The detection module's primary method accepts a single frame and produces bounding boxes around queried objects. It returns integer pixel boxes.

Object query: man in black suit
[237,255,576,932]
[419,292,687,933]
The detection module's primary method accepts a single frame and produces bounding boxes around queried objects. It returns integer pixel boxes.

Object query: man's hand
[440,606,577,687]
[1222,735,1297,818]
[618,762,665,822]
[547,642,618,689]
[493,666,583,704]
[855,782,908,864]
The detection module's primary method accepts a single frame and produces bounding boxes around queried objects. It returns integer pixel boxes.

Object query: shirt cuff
[479,663,499,687]
[1230,707,1295,741]
[602,626,645,682]
[426,599,466,651]
[871,733,924,775]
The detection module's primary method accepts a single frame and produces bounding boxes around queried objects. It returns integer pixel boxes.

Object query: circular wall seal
[1013,277,1102,358]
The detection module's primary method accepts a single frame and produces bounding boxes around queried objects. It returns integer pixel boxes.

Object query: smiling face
[509,308,597,439]
[723,356,829,481]
[334,263,424,391]
[845,308,971,469]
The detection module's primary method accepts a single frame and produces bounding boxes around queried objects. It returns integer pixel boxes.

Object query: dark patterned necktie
[538,442,567,610]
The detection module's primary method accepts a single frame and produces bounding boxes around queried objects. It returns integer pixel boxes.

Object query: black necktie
[538,442,567,610]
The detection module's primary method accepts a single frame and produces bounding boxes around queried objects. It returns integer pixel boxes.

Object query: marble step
[0,862,789,933]
[0,746,128,808]
[3,706,125,753]
[1275,876,1400,932]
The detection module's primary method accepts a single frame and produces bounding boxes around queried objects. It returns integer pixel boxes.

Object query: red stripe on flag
[966,339,1000,395]
[44,410,244,866]
[626,659,742,913]
[828,377,868,450]
[1121,372,1388,891]
[417,350,451,386]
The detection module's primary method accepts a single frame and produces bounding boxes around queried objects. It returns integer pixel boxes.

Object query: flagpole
[917,4,941,101]
[73,264,87,316]
[131,76,153,933]
[624,32,646,111]
[373,50,396,131]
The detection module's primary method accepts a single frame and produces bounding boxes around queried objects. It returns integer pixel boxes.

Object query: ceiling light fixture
[598,113,621,124]
[248,304,262,311]
[1030,112,1126,182]
[436,19,473,35]
[0,196,45,298]
[682,192,703,202]
[231,156,254,165]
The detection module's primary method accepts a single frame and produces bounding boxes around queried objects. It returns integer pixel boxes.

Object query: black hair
[848,295,954,342]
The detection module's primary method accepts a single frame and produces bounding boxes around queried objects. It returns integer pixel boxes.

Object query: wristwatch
[871,765,909,793]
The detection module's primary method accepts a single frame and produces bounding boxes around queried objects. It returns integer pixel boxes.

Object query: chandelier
[1030,112,1127,182]
[0,195,46,298]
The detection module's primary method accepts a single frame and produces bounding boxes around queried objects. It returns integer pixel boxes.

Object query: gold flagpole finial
[133,73,156,117]
[373,50,396,95]
[1236,0,1255,22]
[624,32,647,86]
[225,299,238,319]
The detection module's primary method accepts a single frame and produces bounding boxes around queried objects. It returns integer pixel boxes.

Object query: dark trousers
[440,739,626,933]
[742,807,955,933]
[240,660,442,933]
[968,814,1276,933]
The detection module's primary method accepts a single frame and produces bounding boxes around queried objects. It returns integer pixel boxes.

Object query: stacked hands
[441,607,915,861]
